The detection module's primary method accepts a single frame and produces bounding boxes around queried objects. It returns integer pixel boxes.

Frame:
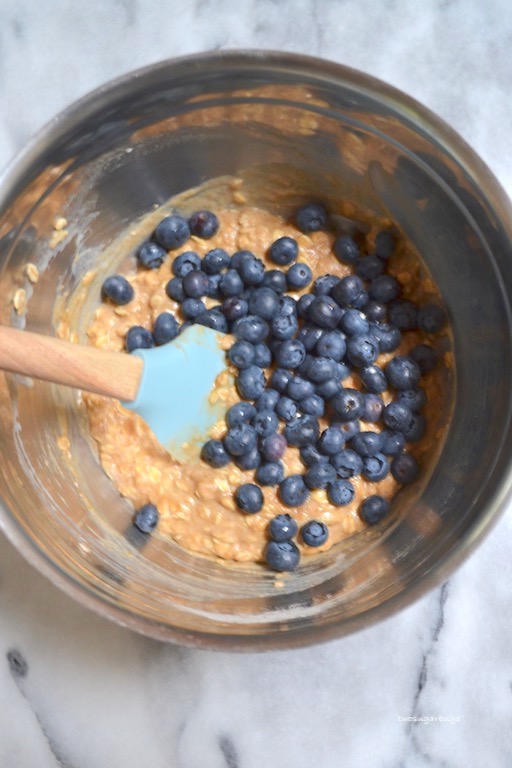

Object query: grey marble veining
[1,0,512,766]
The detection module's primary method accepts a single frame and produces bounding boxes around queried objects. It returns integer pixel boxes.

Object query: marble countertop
[1,1,512,765]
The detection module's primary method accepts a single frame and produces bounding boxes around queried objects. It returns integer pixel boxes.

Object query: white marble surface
[1,0,512,765]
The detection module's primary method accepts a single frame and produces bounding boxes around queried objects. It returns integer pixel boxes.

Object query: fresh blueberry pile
[101,203,448,571]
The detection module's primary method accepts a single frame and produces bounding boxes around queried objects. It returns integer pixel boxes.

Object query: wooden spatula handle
[0,326,142,401]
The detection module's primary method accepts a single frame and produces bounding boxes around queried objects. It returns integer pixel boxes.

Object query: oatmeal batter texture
[85,204,449,564]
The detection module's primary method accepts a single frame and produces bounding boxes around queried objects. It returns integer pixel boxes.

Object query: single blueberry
[304,356,337,383]
[136,241,166,269]
[261,269,288,294]
[386,356,421,390]
[188,209,219,239]
[334,234,360,264]
[248,287,281,321]
[375,230,395,259]
[271,311,299,340]
[331,275,365,307]
[349,431,384,457]
[171,250,201,277]
[383,401,413,432]
[283,414,320,447]
[236,365,266,400]
[276,339,307,369]
[134,503,159,533]
[315,378,342,400]
[195,309,228,333]
[154,214,190,250]
[328,479,355,506]
[362,453,389,481]
[317,426,345,456]
[238,256,265,287]
[330,448,363,478]
[261,432,287,462]
[201,247,230,274]
[286,262,313,290]
[256,461,285,486]
[297,325,325,351]
[300,394,325,417]
[268,514,298,542]
[360,495,390,524]
[305,461,337,490]
[397,387,427,412]
[181,297,206,320]
[331,388,365,421]
[232,315,269,343]
[365,300,388,323]
[315,330,346,361]
[417,304,448,334]
[403,413,427,443]
[391,453,420,483]
[381,430,406,456]
[253,343,272,368]
[234,446,262,471]
[360,364,388,394]
[362,393,384,423]
[287,375,315,401]
[301,520,329,546]
[126,325,154,352]
[339,309,369,336]
[182,269,209,298]
[269,236,299,265]
[252,409,279,437]
[221,296,249,321]
[346,333,380,367]
[369,275,401,304]
[295,202,328,232]
[388,300,418,331]
[300,444,329,468]
[355,255,384,281]
[411,344,438,374]
[220,269,244,297]
[279,474,310,507]
[230,249,254,269]
[226,401,257,427]
[276,396,299,422]
[256,388,280,411]
[201,439,231,468]
[270,368,293,393]
[153,312,180,345]
[370,322,402,353]
[235,483,264,514]
[308,295,343,329]
[101,275,134,305]
[224,424,257,456]
[166,277,185,303]
[265,540,300,571]
[229,340,256,369]
[313,274,340,296]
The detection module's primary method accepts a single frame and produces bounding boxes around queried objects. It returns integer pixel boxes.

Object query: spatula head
[122,324,230,461]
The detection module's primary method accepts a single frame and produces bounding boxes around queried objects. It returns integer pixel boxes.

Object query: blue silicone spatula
[0,324,229,460]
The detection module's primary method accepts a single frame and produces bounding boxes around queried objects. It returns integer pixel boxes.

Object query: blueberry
[335,361,351,381]
[300,444,329,467]
[375,230,395,259]
[336,420,360,441]
[397,388,427,412]
[221,296,249,321]
[339,309,369,336]
[403,413,426,443]
[346,333,380,367]
[202,247,230,274]
[180,298,205,320]
[305,462,337,490]
[236,365,266,400]
[279,474,310,507]
[297,294,316,319]
[327,479,355,506]
[352,289,369,310]
[391,453,420,483]
[300,394,325,417]
[312,380,337,402]
[317,426,345,456]
[256,388,280,411]
[308,295,343,329]
[283,415,320,447]
[365,300,388,323]
[126,325,154,352]
[360,365,387,394]
[330,448,363,478]
[134,503,159,533]
[331,388,365,421]
[195,308,228,333]
[270,368,293,393]
[182,269,209,298]
[355,255,384,281]
[383,401,413,431]
[261,269,288,294]
[349,431,384,457]
[313,274,340,296]
[271,311,299,340]
[331,275,365,308]
[248,287,280,321]
[232,315,269,344]
[188,209,219,239]
[360,495,390,524]
[362,393,384,422]
[230,249,254,269]
[172,251,201,277]
[417,304,447,334]
[315,330,346,361]
[201,439,230,468]
[253,343,272,368]
[252,409,279,437]
[234,447,262,471]
[388,300,418,331]
[101,275,134,305]
[381,430,406,456]
[269,236,299,265]
[295,202,328,232]
[136,241,166,269]
[154,214,190,250]
[265,540,300,571]
[256,461,285,486]
[286,376,315,401]
[268,514,298,542]
[235,258,264,289]
[224,424,257,457]
[370,322,402,353]
[279,295,298,316]
[411,344,438,374]
[153,312,180,345]
[166,277,185,303]
[275,339,306,369]
[276,396,299,422]
[206,274,222,299]
[286,263,313,290]
[362,453,389,481]
[260,432,287,462]
[304,356,337,383]
[301,520,329,546]
[220,269,244,297]
[369,275,401,304]
[229,340,256,369]
[334,234,360,264]
[297,325,325,351]
[226,401,257,427]
[235,483,263,514]
[386,356,421,390]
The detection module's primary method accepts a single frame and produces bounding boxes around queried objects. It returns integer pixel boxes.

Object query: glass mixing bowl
[1,51,511,649]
